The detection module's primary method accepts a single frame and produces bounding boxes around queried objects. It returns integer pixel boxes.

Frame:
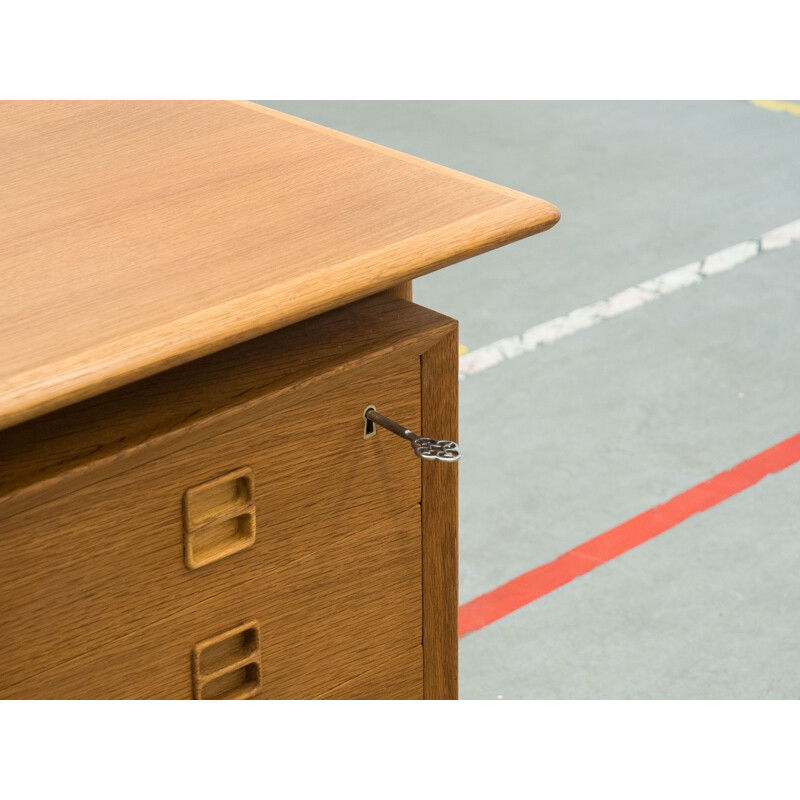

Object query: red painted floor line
[459,432,800,638]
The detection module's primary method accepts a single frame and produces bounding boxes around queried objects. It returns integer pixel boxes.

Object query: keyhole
[363,405,377,438]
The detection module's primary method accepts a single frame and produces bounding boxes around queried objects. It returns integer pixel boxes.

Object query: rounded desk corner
[516,195,561,236]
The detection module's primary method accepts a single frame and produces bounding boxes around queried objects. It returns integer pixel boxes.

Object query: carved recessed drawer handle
[183,467,256,569]
[363,407,461,462]
[192,620,262,700]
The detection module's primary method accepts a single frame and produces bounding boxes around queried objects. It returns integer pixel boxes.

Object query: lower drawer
[314,647,423,700]
[5,506,421,699]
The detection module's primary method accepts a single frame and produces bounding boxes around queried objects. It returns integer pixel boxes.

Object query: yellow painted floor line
[749,100,800,117]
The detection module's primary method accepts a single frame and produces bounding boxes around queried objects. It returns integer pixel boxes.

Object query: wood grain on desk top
[0,101,559,430]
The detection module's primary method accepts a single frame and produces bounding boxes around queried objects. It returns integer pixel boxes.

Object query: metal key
[364,408,461,462]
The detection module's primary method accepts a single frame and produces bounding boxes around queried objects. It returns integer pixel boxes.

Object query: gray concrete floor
[261,101,800,699]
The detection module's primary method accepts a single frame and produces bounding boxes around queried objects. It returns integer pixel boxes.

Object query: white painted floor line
[458,218,800,380]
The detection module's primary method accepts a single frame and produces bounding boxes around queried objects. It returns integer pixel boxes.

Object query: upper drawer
[0,294,455,695]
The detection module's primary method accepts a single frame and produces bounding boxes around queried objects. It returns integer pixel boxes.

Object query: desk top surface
[0,101,558,430]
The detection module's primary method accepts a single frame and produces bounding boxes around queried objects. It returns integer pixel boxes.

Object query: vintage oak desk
[0,101,559,699]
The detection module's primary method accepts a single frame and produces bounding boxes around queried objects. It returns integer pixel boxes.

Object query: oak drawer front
[0,352,421,693]
[5,506,421,699]
[313,646,423,700]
